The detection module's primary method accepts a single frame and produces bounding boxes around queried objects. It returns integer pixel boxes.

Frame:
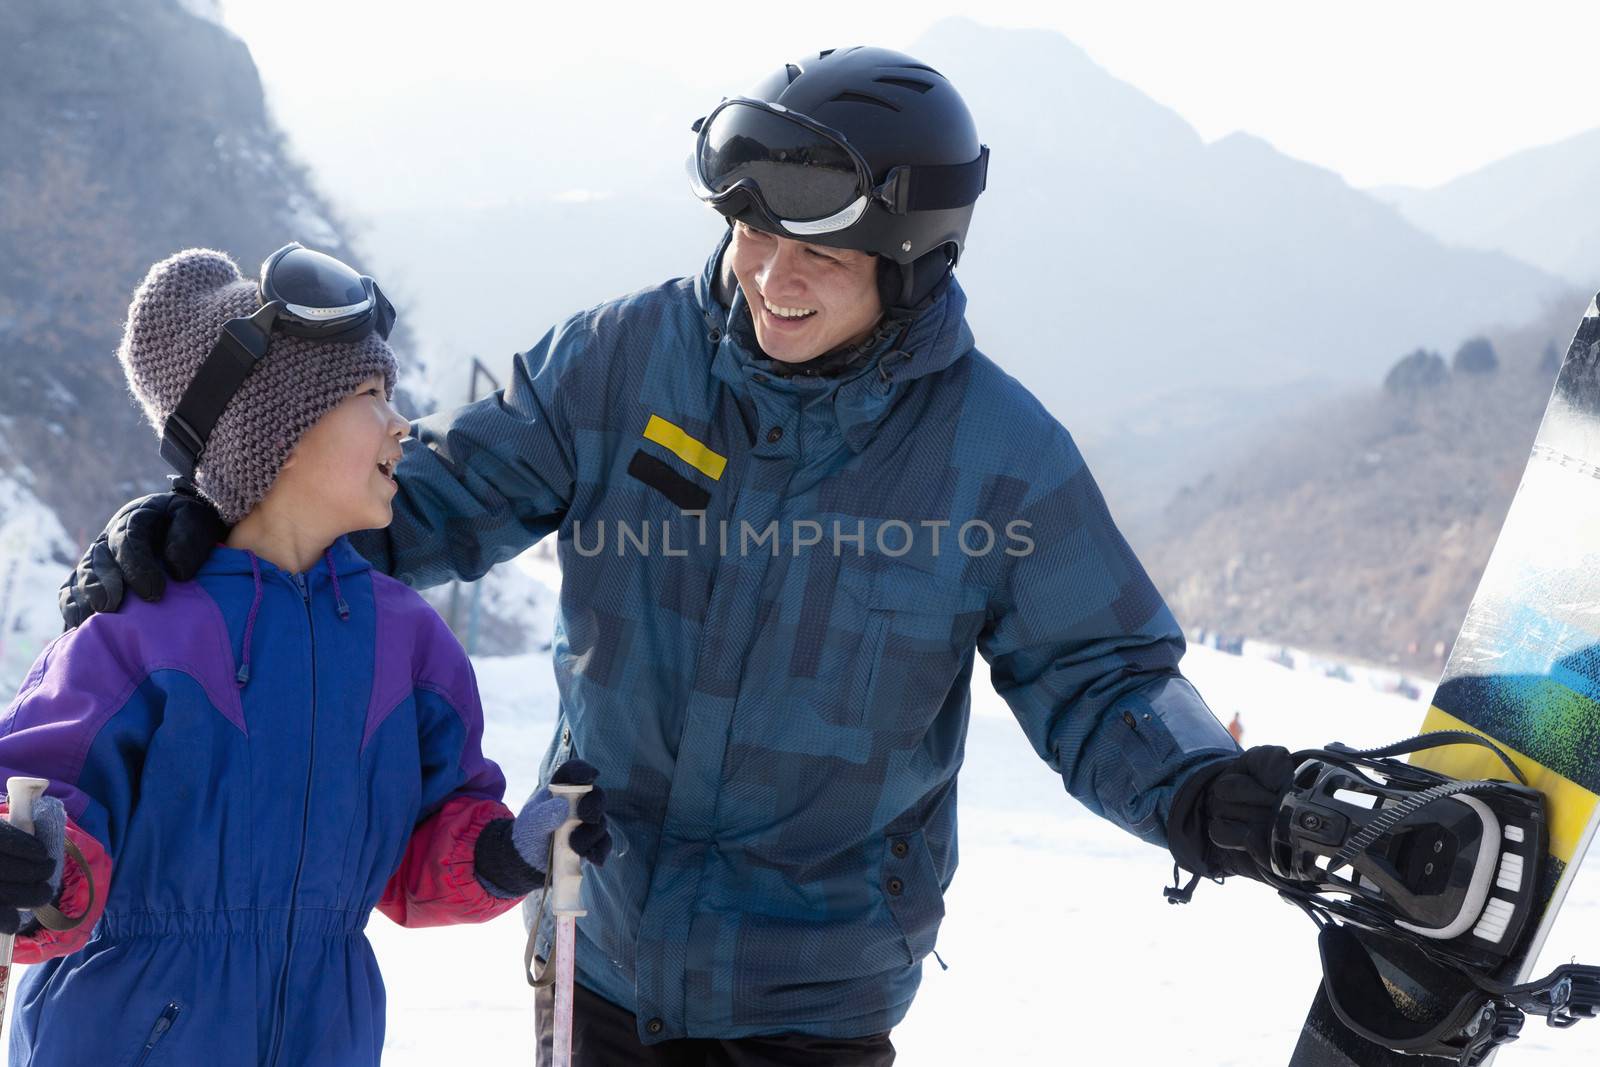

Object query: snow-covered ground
[0,474,75,693]
[364,637,1600,1066]
[0,549,1593,1064]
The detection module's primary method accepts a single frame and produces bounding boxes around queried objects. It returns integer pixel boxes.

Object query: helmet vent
[829,90,901,111]
[874,76,934,94]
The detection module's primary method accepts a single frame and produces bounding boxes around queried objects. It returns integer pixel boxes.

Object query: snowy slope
[362,640,1600,1065]
[0,474,75,693]
[0,563,1592,1063]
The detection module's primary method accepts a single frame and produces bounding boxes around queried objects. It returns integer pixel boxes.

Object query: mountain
[1139,293,1589,672]
[0,0,409,545]
[0,0,542,687]
[283,17,1567,524]
[0,6,1582,681]
[1374,127,1600,290]
[905,19,1566,519]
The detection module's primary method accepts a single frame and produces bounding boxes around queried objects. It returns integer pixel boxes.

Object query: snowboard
[1288,294,1600,1067]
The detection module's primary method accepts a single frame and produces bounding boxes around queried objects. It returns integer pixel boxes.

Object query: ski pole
[547,782,591,1067]
[0,777,50,1035]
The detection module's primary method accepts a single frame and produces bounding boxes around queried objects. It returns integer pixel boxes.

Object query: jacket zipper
[132,1001,181,1067]
[266,572,319,1067]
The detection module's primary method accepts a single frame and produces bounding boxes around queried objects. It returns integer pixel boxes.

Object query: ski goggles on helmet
[687,97,988,241]
[160,243,396,479]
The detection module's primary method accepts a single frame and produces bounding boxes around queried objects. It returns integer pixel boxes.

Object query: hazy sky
[216,0,1600,190]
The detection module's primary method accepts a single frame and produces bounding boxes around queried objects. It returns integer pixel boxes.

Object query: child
[0,248,608,1065]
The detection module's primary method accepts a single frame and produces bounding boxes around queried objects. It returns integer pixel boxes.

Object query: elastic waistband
[97,907,370,939]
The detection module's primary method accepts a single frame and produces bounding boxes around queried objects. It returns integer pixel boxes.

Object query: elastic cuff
[474,817,543,899]
[1166,756,1233,877]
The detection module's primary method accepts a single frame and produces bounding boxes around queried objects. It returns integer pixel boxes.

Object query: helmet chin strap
[879,247,957,320]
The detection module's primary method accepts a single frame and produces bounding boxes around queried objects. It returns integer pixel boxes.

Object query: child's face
[275,374,408,535]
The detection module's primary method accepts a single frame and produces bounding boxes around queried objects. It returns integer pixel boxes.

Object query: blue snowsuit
[0,540,519,1065]
[356,233,1239,1041]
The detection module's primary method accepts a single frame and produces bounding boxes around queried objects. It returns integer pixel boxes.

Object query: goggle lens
[264,245,370,312]
[697,102,862,222]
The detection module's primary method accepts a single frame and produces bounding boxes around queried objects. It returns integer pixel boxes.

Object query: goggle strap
[370,281,396,342]
[159,307,274,477]
[896,146,989,214]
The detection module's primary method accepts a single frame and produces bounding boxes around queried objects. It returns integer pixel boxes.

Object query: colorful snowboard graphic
[1288,295,1600,1067]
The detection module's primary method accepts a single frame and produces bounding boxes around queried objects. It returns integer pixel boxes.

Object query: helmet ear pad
[877,246,958,318]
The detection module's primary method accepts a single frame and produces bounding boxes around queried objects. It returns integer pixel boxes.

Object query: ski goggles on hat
[160,243,396,479]
[687,97,988,238]
[257,242,395,341]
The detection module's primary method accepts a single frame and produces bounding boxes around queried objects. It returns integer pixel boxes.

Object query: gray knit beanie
[117,248,399,524]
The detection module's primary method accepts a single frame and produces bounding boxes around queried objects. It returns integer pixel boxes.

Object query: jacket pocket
[881,829,945,964]
[1115,698,1182,793]
[1106,697,1188,840]
[837,565,987,730]
[130,1001,182,1067]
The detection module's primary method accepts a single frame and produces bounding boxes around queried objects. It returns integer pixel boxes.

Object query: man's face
[727,221,883,364]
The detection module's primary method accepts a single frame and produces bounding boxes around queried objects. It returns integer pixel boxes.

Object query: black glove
[59,486,229,629]
[0,801,66,937]
[1168,745,1296,884]
[475,760,613,899]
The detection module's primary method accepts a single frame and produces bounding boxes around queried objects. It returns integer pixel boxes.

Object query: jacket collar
[199,534,371,581]
[199,535,369,688]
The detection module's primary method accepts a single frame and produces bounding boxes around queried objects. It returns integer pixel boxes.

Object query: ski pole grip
[548,783,591,918]
[5,777,49,836]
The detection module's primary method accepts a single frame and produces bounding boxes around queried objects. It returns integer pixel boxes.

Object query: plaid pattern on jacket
[356,234,1238,1042]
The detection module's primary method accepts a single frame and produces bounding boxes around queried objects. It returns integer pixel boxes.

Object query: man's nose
[756,241,805,294]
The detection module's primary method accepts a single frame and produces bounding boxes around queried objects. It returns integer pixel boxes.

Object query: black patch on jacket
[627,450,712,511]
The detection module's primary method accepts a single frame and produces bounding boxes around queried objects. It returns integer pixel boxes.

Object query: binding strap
[1321,730,1527,785]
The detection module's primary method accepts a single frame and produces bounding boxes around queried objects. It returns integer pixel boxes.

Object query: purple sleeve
[0,585,242,844]
[364,574,507,807]
[366,574,520,926]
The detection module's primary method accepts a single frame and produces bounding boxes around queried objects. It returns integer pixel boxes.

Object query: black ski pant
[535,978,897,1066]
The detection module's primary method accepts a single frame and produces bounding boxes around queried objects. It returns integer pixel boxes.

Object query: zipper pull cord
[236,552,262,687]
[325,548,350,621]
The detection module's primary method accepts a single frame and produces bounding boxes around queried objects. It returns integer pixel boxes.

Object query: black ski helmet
[692,46,989,314]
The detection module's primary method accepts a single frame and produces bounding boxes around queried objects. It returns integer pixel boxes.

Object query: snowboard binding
[1264,731,1600,1064]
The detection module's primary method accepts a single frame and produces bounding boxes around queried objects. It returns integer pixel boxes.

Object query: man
[62,46,1291,1065]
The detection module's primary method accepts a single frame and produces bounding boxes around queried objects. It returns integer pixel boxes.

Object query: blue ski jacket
[0,539,519,1066]
[357,233,1239,1042]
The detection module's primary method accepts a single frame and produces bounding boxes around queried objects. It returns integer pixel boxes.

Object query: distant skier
[1228,711,1245,743]
[0,248,609,1064]
[60,48,1291,1066]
